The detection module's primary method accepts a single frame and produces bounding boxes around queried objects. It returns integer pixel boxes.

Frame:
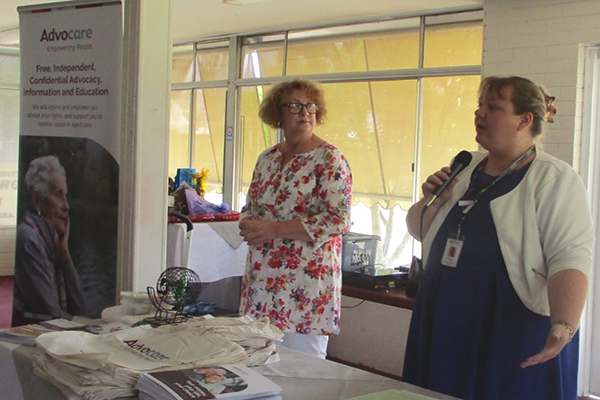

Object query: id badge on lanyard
[439,145,535,268]
[441,233,464,267]
[441,200,473,267]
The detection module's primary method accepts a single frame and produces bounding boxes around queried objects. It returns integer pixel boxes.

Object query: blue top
[402,162,579,400]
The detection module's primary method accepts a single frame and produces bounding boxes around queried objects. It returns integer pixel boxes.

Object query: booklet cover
[136,364,283,400]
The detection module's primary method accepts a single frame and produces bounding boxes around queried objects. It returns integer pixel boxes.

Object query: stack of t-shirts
[32,315,283,400]
[192,315,283,366]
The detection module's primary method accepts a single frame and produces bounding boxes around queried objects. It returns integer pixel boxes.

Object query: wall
[482,0,600,165]
[328,297,411,378]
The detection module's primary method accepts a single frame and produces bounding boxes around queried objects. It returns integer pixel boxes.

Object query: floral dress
[239,142,352,335]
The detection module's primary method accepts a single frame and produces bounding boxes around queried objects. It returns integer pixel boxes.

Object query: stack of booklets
[136,364,282,399]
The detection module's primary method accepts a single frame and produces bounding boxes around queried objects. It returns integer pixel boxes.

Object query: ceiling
[0,0,483,45]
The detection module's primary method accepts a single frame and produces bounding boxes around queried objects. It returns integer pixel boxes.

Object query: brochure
[136,364,283,400]
[0,318,87,346]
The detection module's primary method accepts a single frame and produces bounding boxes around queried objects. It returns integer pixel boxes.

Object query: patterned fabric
[239,142,352,335]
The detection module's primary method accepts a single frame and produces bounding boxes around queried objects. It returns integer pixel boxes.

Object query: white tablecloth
[0,340,460,400]
[166,221,248,283]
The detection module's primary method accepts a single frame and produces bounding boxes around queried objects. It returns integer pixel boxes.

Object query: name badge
[441,235,464,268]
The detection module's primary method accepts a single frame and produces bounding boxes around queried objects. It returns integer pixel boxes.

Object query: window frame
[169,8,484,269]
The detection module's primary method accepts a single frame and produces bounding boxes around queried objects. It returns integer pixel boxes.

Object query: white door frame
[578,43,600,397]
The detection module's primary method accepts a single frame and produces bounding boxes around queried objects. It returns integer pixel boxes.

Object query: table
[256,347,460,399]
[166,221,248,311]
[0,340,459,400]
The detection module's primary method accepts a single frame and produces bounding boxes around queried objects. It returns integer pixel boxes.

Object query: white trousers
[280,332,329,359]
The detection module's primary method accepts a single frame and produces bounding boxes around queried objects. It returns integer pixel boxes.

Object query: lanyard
[455,145,536,238]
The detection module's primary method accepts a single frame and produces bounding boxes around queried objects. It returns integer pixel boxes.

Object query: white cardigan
[422,150,594,316]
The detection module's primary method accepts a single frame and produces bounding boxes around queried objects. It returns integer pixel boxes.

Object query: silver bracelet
[554,321,575,343]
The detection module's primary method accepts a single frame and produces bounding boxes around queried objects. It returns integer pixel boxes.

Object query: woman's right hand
[239,218,275,246]
[406,166,460,241]
[421,166,458,206]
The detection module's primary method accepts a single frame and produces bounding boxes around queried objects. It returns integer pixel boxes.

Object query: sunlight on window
[251,51,262,78]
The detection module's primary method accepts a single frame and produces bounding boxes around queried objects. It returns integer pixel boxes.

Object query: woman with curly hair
[239,78,352,359]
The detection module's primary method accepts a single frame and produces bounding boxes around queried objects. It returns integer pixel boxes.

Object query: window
[0,47,20,226]
[170,40,229,204]
[170,9,483,269]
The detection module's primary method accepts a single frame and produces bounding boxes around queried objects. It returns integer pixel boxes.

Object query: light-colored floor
[0,276,13,328]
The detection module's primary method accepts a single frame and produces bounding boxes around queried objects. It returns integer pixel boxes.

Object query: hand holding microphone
[423,150,473,211]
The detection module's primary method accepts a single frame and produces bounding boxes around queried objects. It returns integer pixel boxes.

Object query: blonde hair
[259,78,327,128]
[478,76,554,136]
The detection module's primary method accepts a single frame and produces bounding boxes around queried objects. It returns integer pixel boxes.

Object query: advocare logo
[40,28,93,42]
[123,339,170,361]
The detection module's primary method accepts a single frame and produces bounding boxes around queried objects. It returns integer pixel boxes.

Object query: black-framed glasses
[281,102,319,114]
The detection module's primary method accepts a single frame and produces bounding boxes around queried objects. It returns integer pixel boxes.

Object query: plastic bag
[172,182,231,215]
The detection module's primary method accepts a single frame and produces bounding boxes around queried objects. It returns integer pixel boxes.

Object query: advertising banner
[14,0,122,324]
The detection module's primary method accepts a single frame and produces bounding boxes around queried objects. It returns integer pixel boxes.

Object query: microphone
[423,150,473,210]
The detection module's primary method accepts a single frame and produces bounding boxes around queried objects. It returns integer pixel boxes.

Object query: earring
[37,209,41,216]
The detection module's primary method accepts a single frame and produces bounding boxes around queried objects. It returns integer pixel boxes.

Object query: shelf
[342,284,415,310]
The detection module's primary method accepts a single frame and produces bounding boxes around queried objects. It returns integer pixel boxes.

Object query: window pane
[193,88,226,196]
[238,85,275,195]
[313,81,420,269]
[287,18,420,75]
[0,88,19,226]
[419,75,480,187]
[368,80,417,208]
[195,40,229,81]
[0,52,19,86]
[318,81,419,269]
[317,81,416,209]
[364,27,419,71]
[168,90,191,179]
[423,21,483,68]
[286,35,367,75]
[172,44,194,83]
[241,34,285,78]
